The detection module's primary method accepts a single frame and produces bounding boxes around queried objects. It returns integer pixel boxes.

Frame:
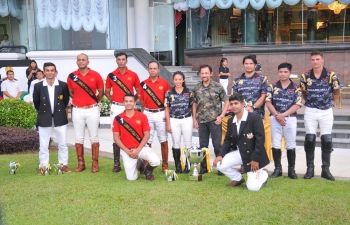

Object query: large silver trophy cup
[186,146,206,181]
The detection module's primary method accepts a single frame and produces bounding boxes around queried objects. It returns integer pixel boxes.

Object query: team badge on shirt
[128,77,132,81]
[136,120,141,124]
[90,78,95,82]
[238,80,244,85]
[159,86,163,90]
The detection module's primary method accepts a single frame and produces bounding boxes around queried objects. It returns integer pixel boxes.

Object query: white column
[134,0,150,52]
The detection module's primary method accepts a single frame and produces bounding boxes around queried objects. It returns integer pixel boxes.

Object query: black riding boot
[304,134,316,179]
[271,148,282,178]
[172,148,182,173]
[112,143,121,173]
[287,148,298,179]
[199,157,208,174]
[320,134,335,181]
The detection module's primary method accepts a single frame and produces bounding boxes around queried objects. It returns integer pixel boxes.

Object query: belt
[271,114,297,117]
[112,101,123,106]
[144,108,165,113]
[170,114,191,119]
[73,104,98,109]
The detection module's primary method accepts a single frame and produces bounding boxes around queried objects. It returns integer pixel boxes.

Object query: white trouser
[120,145,160,180]
[39,123,68,166]
[216,150,268,191]
[219,79,229,95]
[170,116,193,149]
[270,116,297,149]
[110,104,125,125]
[304,107,333,135]
[72,107,100,144]
[144,110,167,143]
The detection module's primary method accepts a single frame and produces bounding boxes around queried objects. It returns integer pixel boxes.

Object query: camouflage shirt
[266,80,303,115]
[232,73,269,119]
[193,80,228,123]
[300,68,340,110]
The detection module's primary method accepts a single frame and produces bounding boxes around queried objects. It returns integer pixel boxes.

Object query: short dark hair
[115,52,128,59]
[229,94,245,103]
[220,58,228,66]
[43,62,57,71]
[148,61,159,68]
[3,34,9,38]
[242,55,257,65]
[198,64,212,73]
[123,93,136,101]
[278,62,292,71]
[310,50,323,57]
[6,70,14,75]
[36,69,43,74]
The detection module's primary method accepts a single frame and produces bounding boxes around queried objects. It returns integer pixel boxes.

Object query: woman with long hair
[26,60,40,92]
[219,58,230,94]
[165,71,194,173]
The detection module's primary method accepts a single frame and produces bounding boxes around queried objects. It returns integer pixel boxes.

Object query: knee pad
[321,134,333,152]
[304,134,316,152]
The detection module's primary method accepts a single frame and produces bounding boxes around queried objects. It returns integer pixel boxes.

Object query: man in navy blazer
[213,94,269,191]
[33,62,71,174]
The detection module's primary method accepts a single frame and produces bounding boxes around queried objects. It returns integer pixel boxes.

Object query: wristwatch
[252,105,256,110]
[220,114,225,119]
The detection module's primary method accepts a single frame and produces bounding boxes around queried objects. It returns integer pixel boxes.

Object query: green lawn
[0,150,349,225]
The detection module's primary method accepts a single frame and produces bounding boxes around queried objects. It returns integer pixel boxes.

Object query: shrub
[0,99,37,129]
[0,126,39,154]
[98,96,111,116]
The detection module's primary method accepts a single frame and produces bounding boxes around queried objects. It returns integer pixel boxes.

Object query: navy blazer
[219,112,270,172]
[33,80,69,127]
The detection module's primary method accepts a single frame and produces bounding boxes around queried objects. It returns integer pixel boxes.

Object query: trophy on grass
[39,164,51,176]
[9,161,21,175]
[53,163,64,175]
[185,144,210,182]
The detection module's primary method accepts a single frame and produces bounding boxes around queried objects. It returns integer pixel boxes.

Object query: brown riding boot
[91,142,100,173]
[161,141,169,173]
[75,143,85,172]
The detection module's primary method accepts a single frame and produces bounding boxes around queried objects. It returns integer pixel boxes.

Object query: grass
[0,150,350,225]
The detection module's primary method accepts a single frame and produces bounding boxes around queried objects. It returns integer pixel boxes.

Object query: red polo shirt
[67,68,104,107]
[139,76,171,109]
[105,67,141,103]
[112,110,150,149]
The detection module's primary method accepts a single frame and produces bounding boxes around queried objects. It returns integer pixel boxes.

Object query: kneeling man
[213,94,269,191]
[113,93,160,181]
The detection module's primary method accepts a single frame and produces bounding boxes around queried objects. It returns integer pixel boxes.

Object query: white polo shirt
[1,79,23,99]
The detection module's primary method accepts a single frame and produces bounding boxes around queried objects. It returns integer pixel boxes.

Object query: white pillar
[134,0,150,52]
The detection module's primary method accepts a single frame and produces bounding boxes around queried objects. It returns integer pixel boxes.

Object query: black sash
[115,115,142,143]
[69,73,98,103]
[108,73,132,95]
[140,81,164,108]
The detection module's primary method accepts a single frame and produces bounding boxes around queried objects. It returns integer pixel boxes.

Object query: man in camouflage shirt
[193,65,229,175]
[300,50,340,181]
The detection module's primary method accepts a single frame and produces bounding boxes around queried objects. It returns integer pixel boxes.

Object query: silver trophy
[186,146,207,181]
[9,161,20,175]
[39,164,51,176]
[53,163,64,175]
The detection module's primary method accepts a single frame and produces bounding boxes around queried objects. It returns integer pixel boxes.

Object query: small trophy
[53,163,64,175]
[185,145,208,182]
[39,164,51,176]
[9,161,21,175]
[165,170,178,182]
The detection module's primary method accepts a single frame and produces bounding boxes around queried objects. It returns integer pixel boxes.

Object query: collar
[114,67,130,75]
[120,109,140,118]
[310,67,327,80]
[201,79,214,87]
[276,79,294,89]
[241,72,258,79]
[43,78,59,86]
[232,109,248,124]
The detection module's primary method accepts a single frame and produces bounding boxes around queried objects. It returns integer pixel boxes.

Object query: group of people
[4,49,339,191]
